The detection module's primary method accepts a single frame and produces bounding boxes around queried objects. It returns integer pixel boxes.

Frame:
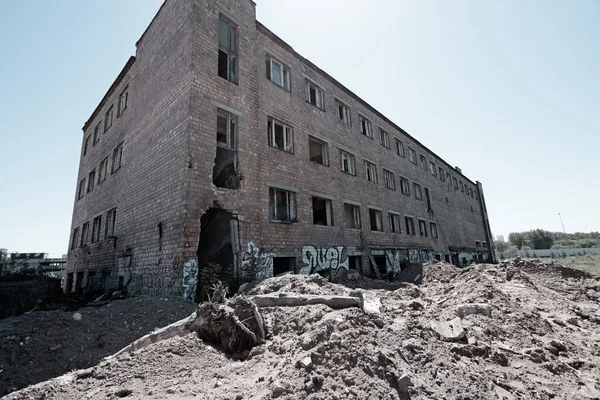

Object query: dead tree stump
[187,295,265,355]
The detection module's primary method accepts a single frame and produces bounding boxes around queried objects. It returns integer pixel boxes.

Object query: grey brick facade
[65,0,495,300]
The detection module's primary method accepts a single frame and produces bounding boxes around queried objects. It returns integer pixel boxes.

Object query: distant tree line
[503,230,600,251]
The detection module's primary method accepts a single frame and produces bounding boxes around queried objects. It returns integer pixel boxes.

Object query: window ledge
[268,146,295,156]
[267,79,292,93]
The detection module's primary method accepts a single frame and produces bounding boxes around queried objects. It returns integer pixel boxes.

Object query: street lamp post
[558,213,566,234]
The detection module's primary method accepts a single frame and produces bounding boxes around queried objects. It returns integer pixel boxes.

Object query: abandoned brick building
[65,0,495,300]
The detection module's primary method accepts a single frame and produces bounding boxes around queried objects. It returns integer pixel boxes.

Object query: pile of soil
[0,296,196,395]
[5,259,600,400]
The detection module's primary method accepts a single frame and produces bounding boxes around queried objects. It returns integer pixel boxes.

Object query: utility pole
[558,213,566,234]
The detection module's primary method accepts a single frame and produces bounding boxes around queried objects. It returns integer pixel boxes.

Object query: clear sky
[0,0,598,256]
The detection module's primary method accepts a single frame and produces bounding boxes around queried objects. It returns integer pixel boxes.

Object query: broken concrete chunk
[358,291,383,314]
[296,356,313,370]
[455,303,492,319]
[429,317,466,341]
[251,295,360,309]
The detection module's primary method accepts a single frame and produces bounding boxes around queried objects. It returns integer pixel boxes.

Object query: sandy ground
[3,258,600,400]
[0,297,197,396]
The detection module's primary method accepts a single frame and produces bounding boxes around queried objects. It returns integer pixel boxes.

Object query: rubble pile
[5,258,600,400]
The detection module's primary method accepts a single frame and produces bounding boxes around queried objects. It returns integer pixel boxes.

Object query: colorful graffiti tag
[241,242,274,279]
[300,245,348,275]
[182,260,198,301]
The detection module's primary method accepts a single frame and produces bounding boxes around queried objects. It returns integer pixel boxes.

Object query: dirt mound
[5,259,600,400]
[243,273,351,297]
[0,296,197,396]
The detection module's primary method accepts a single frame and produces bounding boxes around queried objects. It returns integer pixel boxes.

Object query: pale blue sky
[0,0,598,256]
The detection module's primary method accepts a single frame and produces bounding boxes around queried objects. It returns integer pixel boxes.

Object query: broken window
[80,222,90,247]
[118,86,128,116]
[92,216,102,243]
[460,181,464,192]
[87,169,96,192]
[344,203,361,229]
[106,208,117,238]
[336,99,351,125]
[439,167,445,181]
[379,128,390,148]
[71,227,79,250]
[418,219,428,237]
[383,169,395,190]
[395,138,405,157]
[77,177,86,200]
[218,16,237,83]
[266,56,290,90]
[414,182,422,200]
[273,257,296,276]
[306,80,324,110]
[453,177,458,189]
[98,157,108,183]
[420,155,427,170]
[104,105,113,132]
[425,187,432,211]
[470,187,474,198]
[359,115,372,138]
[213,110,238,189]
[475,241,481,248]
[83,135,91,156]
[389,213,401,233]
[268,117,293,153]
[369,208,383,232]
[312,197,333,226]
[408,147,417,164]
[93,123,100,145]
[405,216,415,235]
[430,222,438,239]
[400,176,410,196]
[429,161,437,176]
[340,150,356,175]
[308,136,329,166]
[269,188,296,222]
[112,143,123,173]
[482,241,487,248]
[365,161,377,183]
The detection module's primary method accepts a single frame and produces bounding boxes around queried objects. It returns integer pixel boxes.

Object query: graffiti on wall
[241,242,274,279]
[300,245,348,275]
[182,260,198,301]
[132,262,178,297]
[385,250,406,277]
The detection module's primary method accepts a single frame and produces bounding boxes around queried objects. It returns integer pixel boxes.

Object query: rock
[467,336,478,345]
[429,317,466,341]
[358,291,383,314]
[76,368,94,379]
[296,356,312,370]
[455,303,492,319]
[271,383,286,398]
[73,313,82,321]
[566,317,579,326]
[397,374,411,390]
[408,300,424,310]
[491,351,509,367]
[549,340,567,352]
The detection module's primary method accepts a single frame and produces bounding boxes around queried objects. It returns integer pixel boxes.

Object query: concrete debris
[429,317,466,341]
[357,290,383,314]
[3,258,600,400]
[72,312,82,321]
[455,303,492,319]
